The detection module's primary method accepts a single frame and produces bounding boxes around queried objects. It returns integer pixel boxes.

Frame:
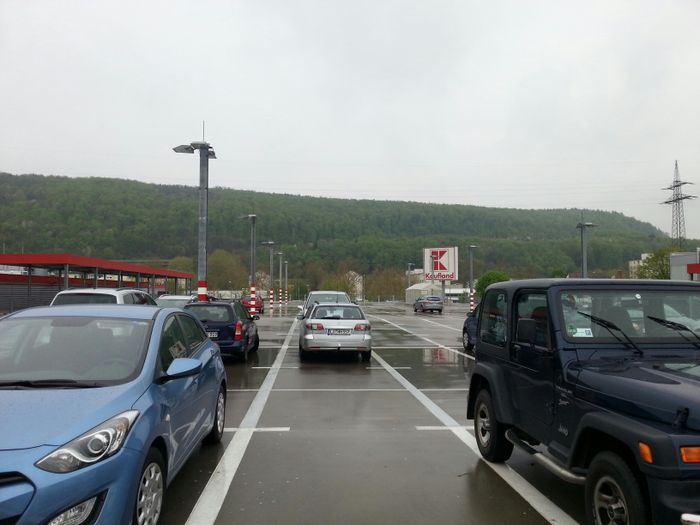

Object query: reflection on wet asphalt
[160,302,580,525]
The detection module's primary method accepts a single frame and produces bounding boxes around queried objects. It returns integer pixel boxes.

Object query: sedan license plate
[207,331,218,339]
[327,329,351,336]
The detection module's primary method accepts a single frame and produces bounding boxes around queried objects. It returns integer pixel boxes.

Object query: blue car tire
[204,386,226,445]
[134,447,165,525]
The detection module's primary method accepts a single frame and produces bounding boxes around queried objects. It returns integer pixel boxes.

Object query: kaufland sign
[423,247,459,282]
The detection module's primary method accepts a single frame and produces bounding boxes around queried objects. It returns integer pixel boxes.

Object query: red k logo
[431,250,447,271]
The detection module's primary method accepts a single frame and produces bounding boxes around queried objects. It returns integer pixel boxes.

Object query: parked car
[467,278,700,525]
[155,294,197,308]
[241,294,264,314]
[413,295,443,314]
[0,304,226,525]
[298,291,352,318]
[462,302,480,350]
[298,303,372,361]
[51,288,157,306]
[185,301,259,361]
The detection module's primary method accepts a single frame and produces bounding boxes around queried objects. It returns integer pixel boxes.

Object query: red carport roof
[0,253,192,279]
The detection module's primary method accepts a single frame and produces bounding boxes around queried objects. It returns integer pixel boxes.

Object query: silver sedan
[298,303,372,361]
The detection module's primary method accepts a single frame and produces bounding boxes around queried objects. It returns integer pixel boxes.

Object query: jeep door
[510,291,555,437]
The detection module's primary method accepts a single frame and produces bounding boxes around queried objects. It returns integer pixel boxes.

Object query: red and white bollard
[469,289,475,312]
[278,288,282,308]
[197,280,208,302]
[269,287,274,310]
[250,284,257,315]
[284,289,288,305]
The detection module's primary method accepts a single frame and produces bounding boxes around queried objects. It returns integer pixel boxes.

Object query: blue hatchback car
[0,305,227,525]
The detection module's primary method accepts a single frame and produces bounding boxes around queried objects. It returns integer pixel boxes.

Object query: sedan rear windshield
[559,289,700,342]
[186,305,234,323]
[311,306,364,320]
[425,296,442,301]
[0,316,151,385]
[53,293,117,305]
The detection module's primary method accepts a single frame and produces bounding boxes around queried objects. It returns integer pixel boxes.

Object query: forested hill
[0,172,671,277]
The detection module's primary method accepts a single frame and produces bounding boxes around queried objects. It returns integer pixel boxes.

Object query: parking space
[161,303,582,525]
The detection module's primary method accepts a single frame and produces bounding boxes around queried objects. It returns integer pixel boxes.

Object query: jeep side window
[480,290,507,347]
[516,293,549,348]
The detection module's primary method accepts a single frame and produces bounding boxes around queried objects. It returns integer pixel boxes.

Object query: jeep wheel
[473,389,513,462]
[586,452,647,525]
[462,331,471,350]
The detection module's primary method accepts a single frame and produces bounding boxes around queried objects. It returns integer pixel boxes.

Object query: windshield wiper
[577,311,644,357]
[646,316,700,348]
[0,379,101,389]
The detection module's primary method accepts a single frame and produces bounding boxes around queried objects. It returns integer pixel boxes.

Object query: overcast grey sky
[2,0,700,238]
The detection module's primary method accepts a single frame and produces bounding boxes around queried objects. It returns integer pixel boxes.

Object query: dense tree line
[0,173,678,289]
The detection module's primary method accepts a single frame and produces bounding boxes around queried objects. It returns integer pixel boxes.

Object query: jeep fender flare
[570,411,679,477]
[467,361,515,424]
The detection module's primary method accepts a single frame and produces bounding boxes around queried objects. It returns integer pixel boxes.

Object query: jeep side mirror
[516,318,537,345]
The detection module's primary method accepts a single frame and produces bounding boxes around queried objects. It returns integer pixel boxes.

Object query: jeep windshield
[559,289,700,343]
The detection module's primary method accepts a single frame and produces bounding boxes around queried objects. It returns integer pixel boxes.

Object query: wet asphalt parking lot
[160,302,587,525]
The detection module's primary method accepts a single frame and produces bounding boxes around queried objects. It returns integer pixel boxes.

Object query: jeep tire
[473,389,513,462]
[585,451,648,525]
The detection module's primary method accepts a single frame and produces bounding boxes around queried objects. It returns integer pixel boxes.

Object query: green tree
[636,247,673,279]
[365,268,405,301]
[168,256,194,273]
[475,270,510,299]
[207,250,248,290]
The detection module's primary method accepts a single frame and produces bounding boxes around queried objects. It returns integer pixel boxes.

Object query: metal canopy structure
[0,253,193,312]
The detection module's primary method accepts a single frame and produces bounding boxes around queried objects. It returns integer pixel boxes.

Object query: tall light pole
[173,140,216,301]
[468,245,477,312]
[240,214,257,313]
[277,251,283,309]
[284,260,288,305]
[406,262,414,290]
[576,222,597,278]
[261,240,275,310]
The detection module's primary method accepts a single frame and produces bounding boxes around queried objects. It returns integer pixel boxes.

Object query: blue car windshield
[0,317,151,385]
[559,289,700,342]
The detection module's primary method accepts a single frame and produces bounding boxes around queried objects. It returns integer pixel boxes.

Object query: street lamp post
[240,214,257,313]
[406,263,414,291]
[468,245,477,312]
[277,251,283,308]
[284,260,288,305]
[261,241,275,310]
[576,222,598,278]
[173,140,216,301]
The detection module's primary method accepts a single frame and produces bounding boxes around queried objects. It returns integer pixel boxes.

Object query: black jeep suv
[466,279,700,525]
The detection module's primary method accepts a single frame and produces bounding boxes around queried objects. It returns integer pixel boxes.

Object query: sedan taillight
[354,324,370,332]
[233,320,243,341]
[305,323,324,331]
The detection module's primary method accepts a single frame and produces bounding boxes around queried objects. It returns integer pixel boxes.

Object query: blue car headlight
[36,410,139,473]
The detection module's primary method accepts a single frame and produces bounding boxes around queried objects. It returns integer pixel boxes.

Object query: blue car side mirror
[162,358,202,382]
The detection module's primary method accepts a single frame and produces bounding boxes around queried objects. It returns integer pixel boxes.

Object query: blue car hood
[575,357,700,431]
[0,384,140,450]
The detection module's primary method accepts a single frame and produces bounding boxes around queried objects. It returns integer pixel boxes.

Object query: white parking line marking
[369,314,474,361]
[416,426,469,430]
[226,384,469,392]
[366,366,412,370]
[185,318,298,525]
[224,427,290,432]
[372,346,461,349]
[251,366,300,369]
[416,317,462,332]
[372,350,577,525]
